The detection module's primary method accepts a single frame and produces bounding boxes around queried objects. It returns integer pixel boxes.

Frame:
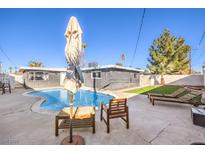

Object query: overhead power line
[130,8,146,67]
[190,31,205,72]
[0,46,17,67]
[198,31,205,47]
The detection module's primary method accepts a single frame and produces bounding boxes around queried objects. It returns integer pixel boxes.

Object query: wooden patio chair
[55,106,95,136]
[0,77,11,94]
[100,98,129,133]
[3,82,11,94]
[0,81,5,94]
[150,90,204,106]
[148,87,187,102]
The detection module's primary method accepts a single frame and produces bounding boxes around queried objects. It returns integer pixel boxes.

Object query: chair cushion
[63,106,95,119]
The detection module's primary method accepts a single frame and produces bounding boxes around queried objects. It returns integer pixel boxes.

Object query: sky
[0,8,205,72]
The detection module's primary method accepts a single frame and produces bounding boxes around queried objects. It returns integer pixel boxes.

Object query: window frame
[91,71,102,79]
[28,71,49,81]
[134,73,138,78]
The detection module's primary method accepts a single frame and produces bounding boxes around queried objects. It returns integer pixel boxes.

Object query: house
[19,67,67,89]
[82,65,144,90]
[19,65,144,90]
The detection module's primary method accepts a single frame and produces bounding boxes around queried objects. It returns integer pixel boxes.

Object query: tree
[147,29,191,84]
[81,43,87,67]
[144,69,150,74]
[116,62,123,66]
[28,61,44,67]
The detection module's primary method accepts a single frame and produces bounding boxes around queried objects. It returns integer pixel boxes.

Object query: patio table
[191,107,205,127]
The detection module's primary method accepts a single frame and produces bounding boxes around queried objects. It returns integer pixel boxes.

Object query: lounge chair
[100,98,129,133]
[150,90,204,106]
[148,87,187,102]
[55,106,95,136]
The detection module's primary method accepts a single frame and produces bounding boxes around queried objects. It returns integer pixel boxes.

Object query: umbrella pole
[69,94,73,143]
[61,91,85,145]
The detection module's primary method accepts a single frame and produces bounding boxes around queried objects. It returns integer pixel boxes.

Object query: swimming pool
[28,89,114,111]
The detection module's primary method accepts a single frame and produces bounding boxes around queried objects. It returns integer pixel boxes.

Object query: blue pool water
[28,89,114,111]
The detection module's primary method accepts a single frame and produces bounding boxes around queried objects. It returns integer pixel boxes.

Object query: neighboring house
[19,65,144,90]
[19,67,67,89]
[82,65,144,90]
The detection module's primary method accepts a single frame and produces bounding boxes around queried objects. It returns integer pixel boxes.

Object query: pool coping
[23,90,59,115]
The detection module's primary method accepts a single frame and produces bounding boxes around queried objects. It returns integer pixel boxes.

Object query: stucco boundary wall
[139,74,205,87]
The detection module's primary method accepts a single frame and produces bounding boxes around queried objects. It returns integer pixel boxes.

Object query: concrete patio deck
[0,88,205,145]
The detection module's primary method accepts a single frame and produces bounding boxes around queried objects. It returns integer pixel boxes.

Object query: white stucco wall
[9,74,24,84]
[139,74,204,87]
[163,75,203,86]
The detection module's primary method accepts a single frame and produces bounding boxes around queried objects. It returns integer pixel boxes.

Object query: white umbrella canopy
[64,16,84,94]
[65,16,82,66]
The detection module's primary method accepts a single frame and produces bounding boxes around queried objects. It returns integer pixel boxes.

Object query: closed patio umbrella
[61,16,84,145]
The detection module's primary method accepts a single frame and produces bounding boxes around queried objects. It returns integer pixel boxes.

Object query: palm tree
[81,43,87,67]
[28,61,44,67]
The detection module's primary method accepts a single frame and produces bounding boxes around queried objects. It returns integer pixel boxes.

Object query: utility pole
[0,61,2,73]
[81,43,87,68]
[82,47,85,67]
[189,50,192,74]
[189,31,205,74]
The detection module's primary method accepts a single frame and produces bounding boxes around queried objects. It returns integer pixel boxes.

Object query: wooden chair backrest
[179,90,202,101]
[0,81,3,88]
[109,98,127,114]
[189,90,202,96]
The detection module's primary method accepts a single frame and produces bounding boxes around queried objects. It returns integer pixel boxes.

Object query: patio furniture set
[55,87,205,141]
[55,98,129,136]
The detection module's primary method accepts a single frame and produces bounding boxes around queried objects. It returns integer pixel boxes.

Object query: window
[28,71,49,81]
[91,71,101,79]
[28,72,34,80]
[35,72,49,80]
[134,73,137,78]
[43,73,49,80]
[35,72,44,80]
